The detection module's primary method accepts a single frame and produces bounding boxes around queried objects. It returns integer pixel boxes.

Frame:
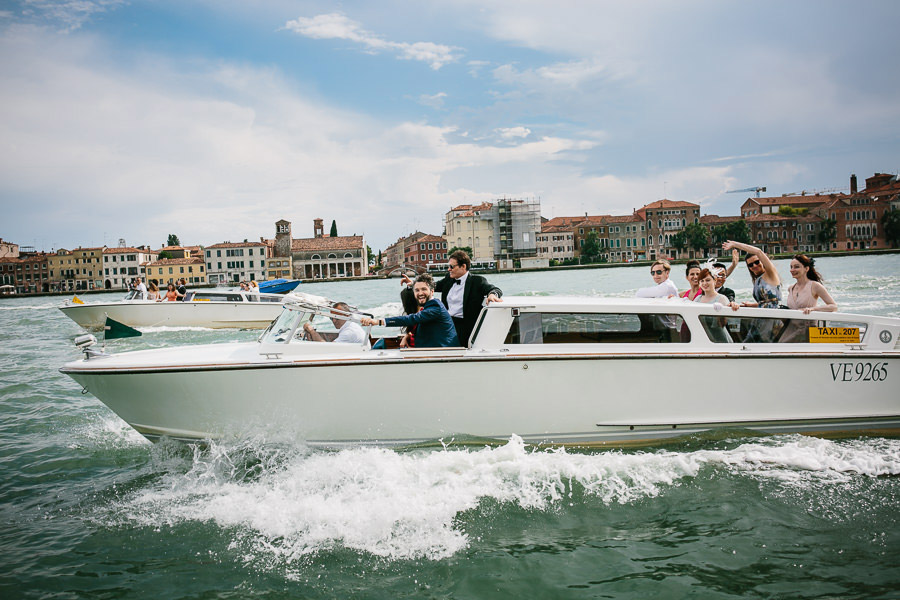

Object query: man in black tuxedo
[402,250,501,346]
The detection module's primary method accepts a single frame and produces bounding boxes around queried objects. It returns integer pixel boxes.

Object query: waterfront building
[266,256,293,280]
[382,231,428,273]
[740,194,834,217]
[493,197,541,262]
[444,202,495,263]
[404,234,448,271]
[65,247,106,291]
[47,249,74,292]
[102,246,155,290]
[745,214,826,255]
[204,241,268,284]
[268,219,367,279]
[0,238,18,258]
[602,214,648,262]
[813,173,900,251]
[0,251,49,293]
[157,246,192,259]
[145,257,206,285]
[637,199,701,260]
[537,217,580,262]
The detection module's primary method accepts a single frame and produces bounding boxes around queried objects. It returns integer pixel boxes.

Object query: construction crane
[726,186,767,198]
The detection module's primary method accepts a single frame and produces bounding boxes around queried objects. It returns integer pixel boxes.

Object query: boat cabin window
[259,308,310,344]
[699,315,869,344]
[192,293,243,302]
[504,312,691,344]
[258,296,283,303]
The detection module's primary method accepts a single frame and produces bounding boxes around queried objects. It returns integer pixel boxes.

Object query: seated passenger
[636,260,678,298]
[361,273,460,348]
[303,302,367,344]
[680,261,702,300]
[713,253,738,303]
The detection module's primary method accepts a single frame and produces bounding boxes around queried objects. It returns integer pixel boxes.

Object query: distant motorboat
[59,289,287,330]
[258,279,301,294]
[61,296,900,446]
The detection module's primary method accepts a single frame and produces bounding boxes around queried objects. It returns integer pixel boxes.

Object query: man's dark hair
[415,272,435,290]
[712,262,726,270]
[449,250,471,270]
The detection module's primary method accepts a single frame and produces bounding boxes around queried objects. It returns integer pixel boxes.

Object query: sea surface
[1,254,899,599]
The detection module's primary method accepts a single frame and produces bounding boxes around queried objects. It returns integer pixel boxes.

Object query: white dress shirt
[334,320,367,344]
[635,278,678,298]
[446,272,467,317]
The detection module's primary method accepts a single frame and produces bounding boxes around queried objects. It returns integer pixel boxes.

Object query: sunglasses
[650,269,666,275]
[746,260,761,268]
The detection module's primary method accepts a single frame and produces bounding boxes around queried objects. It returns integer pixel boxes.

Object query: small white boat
[59,289,287,330]
[60,296,900,447]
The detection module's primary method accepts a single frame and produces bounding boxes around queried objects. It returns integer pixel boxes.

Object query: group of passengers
[306,243,839,349]
[637,240,838,315]
[130,277,188,302]
[239,281,260,295]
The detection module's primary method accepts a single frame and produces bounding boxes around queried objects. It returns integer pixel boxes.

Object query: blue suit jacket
[384,298,460,348]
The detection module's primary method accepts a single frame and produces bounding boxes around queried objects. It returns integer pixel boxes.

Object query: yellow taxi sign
[809,326,860,344]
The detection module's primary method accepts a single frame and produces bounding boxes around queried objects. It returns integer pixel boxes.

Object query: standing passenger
[680,261,702,300]
[722,240,781,308]
[786,255,837,314]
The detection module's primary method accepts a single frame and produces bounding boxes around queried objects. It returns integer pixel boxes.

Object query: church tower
[275,219,292,257]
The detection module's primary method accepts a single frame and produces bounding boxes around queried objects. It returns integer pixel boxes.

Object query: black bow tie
[454,279,461,285]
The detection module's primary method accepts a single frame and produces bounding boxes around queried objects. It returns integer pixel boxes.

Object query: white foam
[138,326,217,333]
[101,434,900,562]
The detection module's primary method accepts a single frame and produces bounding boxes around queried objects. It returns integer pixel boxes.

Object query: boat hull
[258,279,301,294]
[62,351,900,446]
[59,301,283,330]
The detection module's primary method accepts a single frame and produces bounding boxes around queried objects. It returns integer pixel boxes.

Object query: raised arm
[722,240,780,287]
[725,248,739,277]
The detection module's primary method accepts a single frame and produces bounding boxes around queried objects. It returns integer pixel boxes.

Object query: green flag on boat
[104,316,141,339]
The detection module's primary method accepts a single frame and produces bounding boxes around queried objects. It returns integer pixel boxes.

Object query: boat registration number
[829,362,888,382]
[809,327,860,343]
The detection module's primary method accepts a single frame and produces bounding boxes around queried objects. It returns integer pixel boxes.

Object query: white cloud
[284,13,462,70]
[417,92,447,109]
[496,126,530,140]
[11,0,124,32]
[0,27,598,250]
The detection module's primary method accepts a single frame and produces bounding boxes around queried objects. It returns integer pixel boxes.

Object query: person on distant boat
[680,261,702,300]
[248,281,260,295]
[402,250,501,347]
[239,281,249,292]
[635,259,678,298]
[364,273,460,348]
[135,277,147,300]
[303,301,368,345]
[163,283,179,302]
[786,254,837,314]
[147,281,160,301]
[722,240,781,309]
[176,278,187,301]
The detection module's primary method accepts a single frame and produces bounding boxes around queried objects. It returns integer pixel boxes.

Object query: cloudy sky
[1,1,898,252]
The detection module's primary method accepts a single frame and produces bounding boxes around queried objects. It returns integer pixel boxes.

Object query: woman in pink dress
[679,261,702,300]
[786,255,837,314]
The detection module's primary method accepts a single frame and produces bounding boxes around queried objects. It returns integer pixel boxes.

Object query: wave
[95,434,900,563]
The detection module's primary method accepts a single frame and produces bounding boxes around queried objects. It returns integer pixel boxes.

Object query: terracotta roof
[415,234,445,243]
[540,224,576,234]
[291,235,365,251]
[103,247,148,253]
[601,214,644,224]
[72,246,106,252]
[639,199,700,211]
[751,194,838,206]
[700,215,742,225]
[205,241,268,249]
[147,257,204,266]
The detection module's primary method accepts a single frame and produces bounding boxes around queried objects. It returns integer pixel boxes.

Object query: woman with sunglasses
[722,240,781,309]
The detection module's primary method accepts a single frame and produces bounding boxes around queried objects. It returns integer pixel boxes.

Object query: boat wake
[94,434,900,563]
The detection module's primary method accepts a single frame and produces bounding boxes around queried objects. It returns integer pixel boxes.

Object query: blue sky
[1,0,898,252]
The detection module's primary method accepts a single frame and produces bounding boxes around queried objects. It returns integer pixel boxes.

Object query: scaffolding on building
[492,197,541,260]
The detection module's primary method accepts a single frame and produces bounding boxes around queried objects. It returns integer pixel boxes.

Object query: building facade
[637,199,701,260]
[204,242,268,284]
[444,202,495,262]
[493,197,541,261]
[0,238,18,258]
[404,234,448,271]
[269,219,367,279]
[102,246,156,289]
[0,252,50,293]
[145,257,206,285]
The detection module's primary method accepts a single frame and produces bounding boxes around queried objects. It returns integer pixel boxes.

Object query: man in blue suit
[362,273,460,348]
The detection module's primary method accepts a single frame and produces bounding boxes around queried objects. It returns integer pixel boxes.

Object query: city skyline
[2,1,899,252]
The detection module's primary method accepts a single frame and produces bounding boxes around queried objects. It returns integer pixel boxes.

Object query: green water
[1,255,899,598]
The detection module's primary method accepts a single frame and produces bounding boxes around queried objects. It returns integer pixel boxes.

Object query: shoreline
[2,248,898,299]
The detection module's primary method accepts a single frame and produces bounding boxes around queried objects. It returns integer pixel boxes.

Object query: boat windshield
[259,307,311,344]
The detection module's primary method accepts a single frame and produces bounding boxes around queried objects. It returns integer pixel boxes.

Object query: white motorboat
[60,296,900,447]
[59,289,287,330]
